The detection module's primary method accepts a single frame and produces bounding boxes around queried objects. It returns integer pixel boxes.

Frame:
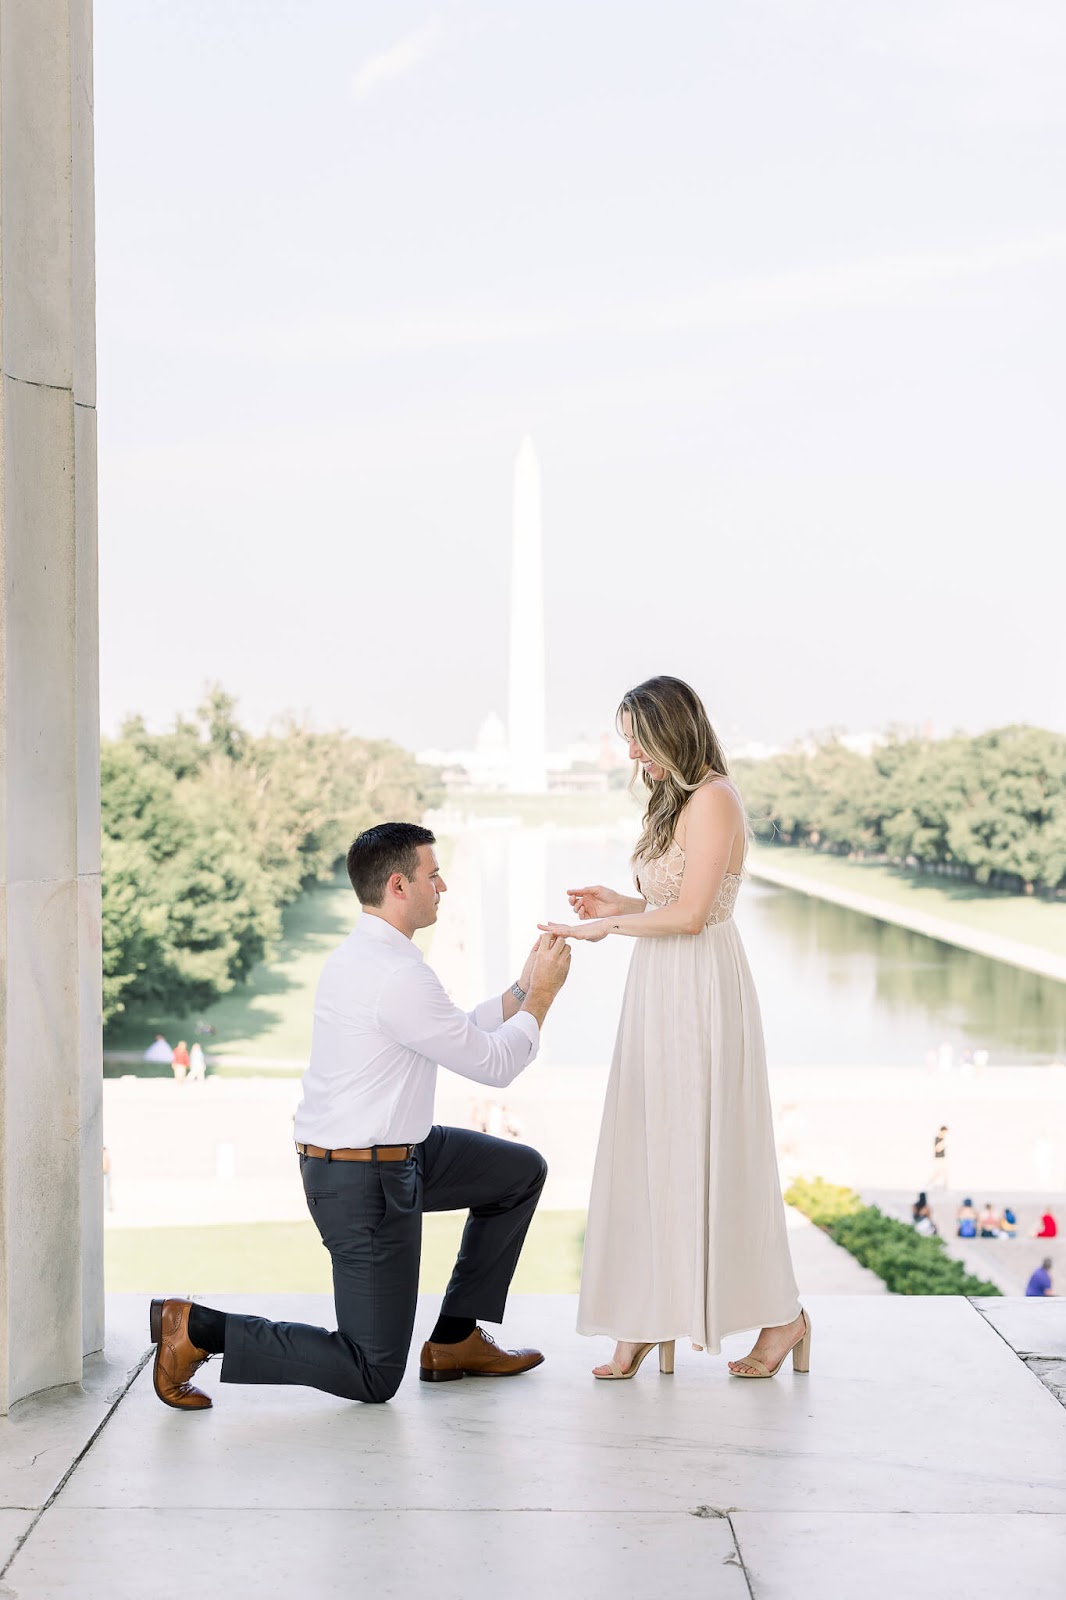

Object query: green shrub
[783,1176,864,1227]
[785,1177,1002,1297]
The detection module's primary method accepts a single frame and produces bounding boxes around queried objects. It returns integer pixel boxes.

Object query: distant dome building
[476,711,507,756]
[417,709,510,791]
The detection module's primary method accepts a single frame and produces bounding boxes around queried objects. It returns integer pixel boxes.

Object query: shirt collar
[355,912,424,962]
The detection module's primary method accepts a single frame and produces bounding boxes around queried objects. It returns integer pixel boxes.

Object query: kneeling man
[151,821,570,1408]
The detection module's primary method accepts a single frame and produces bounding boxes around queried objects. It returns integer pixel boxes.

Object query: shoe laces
[475,1327,497,1349]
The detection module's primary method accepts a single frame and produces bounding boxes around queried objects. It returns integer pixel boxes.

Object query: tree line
[735,725,1066,898]
[102,689,441,1027]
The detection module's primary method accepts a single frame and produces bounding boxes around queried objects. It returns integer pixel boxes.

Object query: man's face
[403,845,447,928]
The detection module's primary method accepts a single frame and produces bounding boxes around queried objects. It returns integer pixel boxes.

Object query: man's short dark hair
[346,822,436,907]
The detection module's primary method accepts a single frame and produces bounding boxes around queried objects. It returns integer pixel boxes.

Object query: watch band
[510,980,527,1002]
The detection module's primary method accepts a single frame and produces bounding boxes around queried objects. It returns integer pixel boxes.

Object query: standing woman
[539,676,808,1381]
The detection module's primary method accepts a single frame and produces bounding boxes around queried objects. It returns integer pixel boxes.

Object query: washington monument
[507,437,548,793]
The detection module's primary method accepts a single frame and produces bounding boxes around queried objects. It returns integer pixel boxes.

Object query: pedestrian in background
[930,1124,949,1189]
[1026,1259,1054,1297]
[912,1192,937,1236]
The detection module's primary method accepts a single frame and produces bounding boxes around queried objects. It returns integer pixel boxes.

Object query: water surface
[458,825,1066,1068]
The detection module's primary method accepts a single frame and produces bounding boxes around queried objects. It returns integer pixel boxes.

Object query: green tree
[100,692,443,1027]
[736,726,1066,896]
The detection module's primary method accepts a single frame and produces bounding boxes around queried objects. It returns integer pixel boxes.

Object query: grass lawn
[749,845,1066,959]
[105,1210,586,1296]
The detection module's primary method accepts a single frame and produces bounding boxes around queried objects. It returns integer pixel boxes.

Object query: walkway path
[100,1062,1066,1229]
[785,1205,887,1295]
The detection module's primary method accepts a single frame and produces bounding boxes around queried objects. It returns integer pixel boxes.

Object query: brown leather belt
[296,1142,415,1163]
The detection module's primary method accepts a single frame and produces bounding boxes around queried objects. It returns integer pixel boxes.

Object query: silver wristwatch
[510,980,527,1002]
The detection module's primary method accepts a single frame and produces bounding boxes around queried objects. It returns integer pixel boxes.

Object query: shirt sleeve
[378,964,540,1087]
[467,994,504,1032]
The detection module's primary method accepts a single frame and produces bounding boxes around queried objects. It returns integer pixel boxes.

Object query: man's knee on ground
[361,1363,404,1404]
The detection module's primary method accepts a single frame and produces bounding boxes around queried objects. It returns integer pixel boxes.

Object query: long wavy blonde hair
[620,676,732,862]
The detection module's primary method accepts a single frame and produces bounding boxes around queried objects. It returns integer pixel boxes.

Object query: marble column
[0,0,102,1411]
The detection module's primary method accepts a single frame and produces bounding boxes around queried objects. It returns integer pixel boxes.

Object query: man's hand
[529,931,572,997]
[517,937,540,995]
[520,932,571,1026]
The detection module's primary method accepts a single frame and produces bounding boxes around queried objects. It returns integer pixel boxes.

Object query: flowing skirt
[577,920,800,1353]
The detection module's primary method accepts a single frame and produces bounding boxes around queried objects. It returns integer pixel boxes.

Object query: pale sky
[94,1,1066,754]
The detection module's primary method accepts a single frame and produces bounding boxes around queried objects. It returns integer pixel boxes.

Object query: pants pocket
[304,1163,419,1251]
[371,1163,421,1242]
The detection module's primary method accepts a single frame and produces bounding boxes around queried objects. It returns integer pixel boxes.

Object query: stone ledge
[971,1295,1066,1407]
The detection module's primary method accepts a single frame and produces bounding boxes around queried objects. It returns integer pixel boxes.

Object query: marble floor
[0,1294,1063,1599]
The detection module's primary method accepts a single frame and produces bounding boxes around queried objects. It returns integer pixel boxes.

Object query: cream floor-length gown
[577,841,801,1353]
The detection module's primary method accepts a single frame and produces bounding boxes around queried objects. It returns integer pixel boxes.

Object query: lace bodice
[636,840,742,926]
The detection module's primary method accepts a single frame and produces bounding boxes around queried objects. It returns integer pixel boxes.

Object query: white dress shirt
[293,912,540,1149]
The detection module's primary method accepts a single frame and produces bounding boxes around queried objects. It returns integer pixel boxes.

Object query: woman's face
[621,710,666,782]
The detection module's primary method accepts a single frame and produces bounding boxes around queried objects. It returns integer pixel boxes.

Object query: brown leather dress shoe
[419,1326,544,1383]
[150,1298,213,1410]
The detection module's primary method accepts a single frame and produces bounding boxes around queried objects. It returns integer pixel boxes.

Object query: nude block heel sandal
[594,1339,676,1380]
[731,1309,811,1379]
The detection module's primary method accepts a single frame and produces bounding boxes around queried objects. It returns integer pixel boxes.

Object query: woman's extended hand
[537,919,611,943]
[566,885,627,920]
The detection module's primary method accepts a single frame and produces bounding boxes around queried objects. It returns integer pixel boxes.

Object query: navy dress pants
[219,1126,547,1403]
